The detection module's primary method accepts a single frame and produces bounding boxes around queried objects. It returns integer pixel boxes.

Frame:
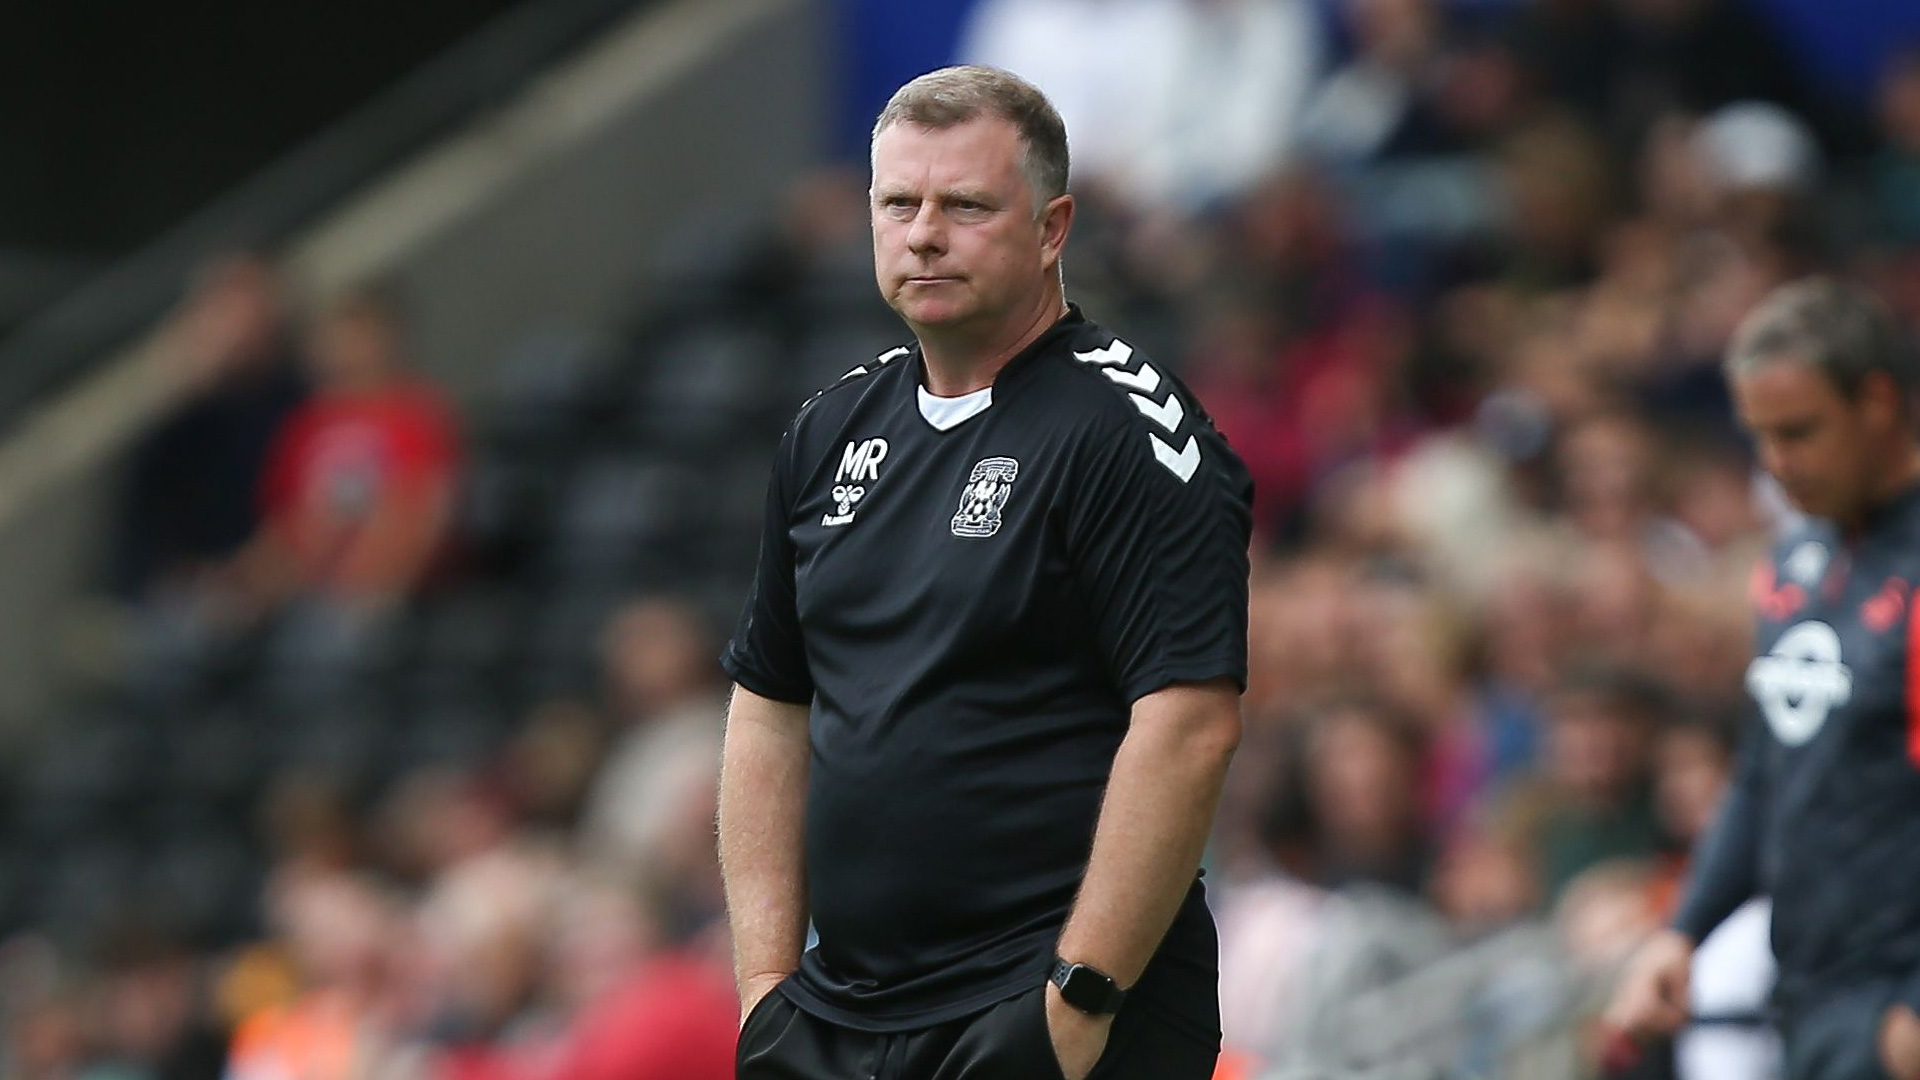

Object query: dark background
[0,0,521,255]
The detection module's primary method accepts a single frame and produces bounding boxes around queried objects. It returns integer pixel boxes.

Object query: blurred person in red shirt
[229,286,461,615]
[527,870,736,1080]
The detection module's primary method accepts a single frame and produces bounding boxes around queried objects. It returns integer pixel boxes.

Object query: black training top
[722,306,1252,1033]
[1675,486,1920,1016]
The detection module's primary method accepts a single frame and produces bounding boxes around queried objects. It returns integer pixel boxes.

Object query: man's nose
[1759,441,1789,481]
[906,204,945,255]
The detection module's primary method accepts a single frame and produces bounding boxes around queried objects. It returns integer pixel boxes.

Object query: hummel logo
[825,437,887,526]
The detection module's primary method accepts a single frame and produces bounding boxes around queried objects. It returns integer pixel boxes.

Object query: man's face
[869,117,1063,333]
[1731,360,1881,523]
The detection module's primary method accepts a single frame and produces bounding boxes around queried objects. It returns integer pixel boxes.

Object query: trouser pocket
[736,982,794,1066]
[1021,985,1071,1080]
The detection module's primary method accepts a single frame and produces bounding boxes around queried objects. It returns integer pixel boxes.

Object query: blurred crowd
[8,0,1920,1078]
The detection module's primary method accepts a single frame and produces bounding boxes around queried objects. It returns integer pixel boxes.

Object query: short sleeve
[721,430,814,703]
[1064,411,1253,704]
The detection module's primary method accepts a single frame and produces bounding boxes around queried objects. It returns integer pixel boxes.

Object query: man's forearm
[1056,681,1240,987]
[1672,726,1765,942]
[717,685,812,994]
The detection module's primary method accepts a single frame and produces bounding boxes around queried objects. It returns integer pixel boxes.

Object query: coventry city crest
[951,456,1019,538]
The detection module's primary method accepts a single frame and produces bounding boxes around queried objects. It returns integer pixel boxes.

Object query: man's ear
[1860,368,1908,434]
[1039,194,1075,272]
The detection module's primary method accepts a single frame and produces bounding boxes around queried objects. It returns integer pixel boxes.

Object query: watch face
[1056,963,1122,1014]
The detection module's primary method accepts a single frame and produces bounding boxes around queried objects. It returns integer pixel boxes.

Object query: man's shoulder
[786,343,914,431]
[1032,320,1232,486]
[1763,519,1834,573]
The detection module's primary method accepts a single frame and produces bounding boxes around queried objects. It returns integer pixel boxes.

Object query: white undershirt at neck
[917,384,994,431]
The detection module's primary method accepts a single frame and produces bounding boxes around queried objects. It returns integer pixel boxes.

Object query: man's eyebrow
[872,184,999,204]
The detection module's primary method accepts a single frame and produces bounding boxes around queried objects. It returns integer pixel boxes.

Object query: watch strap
[1049,955,1127,1015]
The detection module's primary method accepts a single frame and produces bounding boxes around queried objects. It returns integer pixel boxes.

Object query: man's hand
[1879,1003,1920,1080]
[1604,929,1694,1041]
[738,972,789,1031]
[1044,982,1113,1080]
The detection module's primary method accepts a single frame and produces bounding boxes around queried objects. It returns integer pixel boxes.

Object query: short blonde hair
[871,65,1070,213]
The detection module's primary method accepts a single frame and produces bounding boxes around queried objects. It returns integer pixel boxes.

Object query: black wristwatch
[1049,955,1127,1015]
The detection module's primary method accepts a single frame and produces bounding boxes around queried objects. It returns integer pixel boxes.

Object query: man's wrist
[1049,955,1128,1015]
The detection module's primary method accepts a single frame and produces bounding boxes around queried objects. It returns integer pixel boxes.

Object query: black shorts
[1779,979,1900,1080]
[736,981,1218,1080]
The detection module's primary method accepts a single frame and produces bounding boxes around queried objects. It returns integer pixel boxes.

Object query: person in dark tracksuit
[715,67,1251,1080]
[1609,278,1920,1080]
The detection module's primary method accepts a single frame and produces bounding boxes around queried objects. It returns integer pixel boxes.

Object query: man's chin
[891,298,975,329]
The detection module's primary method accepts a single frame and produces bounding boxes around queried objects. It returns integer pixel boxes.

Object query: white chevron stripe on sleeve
[1073,340,1134,367]
[1103,363,1161,394]
[1150,433,1200,482]
[1130,391,1183,433]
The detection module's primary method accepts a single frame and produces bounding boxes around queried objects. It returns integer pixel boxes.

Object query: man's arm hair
[1054,679,1241,986]
[718,684,812,997]
[1671,720,1766,942]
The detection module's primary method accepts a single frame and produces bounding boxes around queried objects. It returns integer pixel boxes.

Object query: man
[116,252,308,602]
[240,287,461,613]
[1607,278,1920,1080]
[718,66,1251,1080]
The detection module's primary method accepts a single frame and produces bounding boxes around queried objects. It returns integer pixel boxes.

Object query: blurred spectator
[956,0,1167,197]
[1125,0,1325,209]
[1550,410,1707,582]
[1338,566,1492,828]
[114,253,308,603]
[1647,708,1737,907]
[1873,47,1920,248]
[1555,859,1663,988]
[230,287,463,616]
[1494,112,1615,289]
[1501,667,1671,902]
[1213,870,1326,1071]
[1183,291,1309,537]
[1297,0,1449,161]
[1430,807,1544,937]
[82,928,227,1080]
[414,821,563,1080]
[3,937,90,1080]
[1300,700,1434,894]
[224,870,414,1080]
[533,870,736,1080]
[1695,100,1826,265]
[497,699,608,832]
[959,0,1322,210]
[1515,0,1829,156]
[577,597,727,940]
